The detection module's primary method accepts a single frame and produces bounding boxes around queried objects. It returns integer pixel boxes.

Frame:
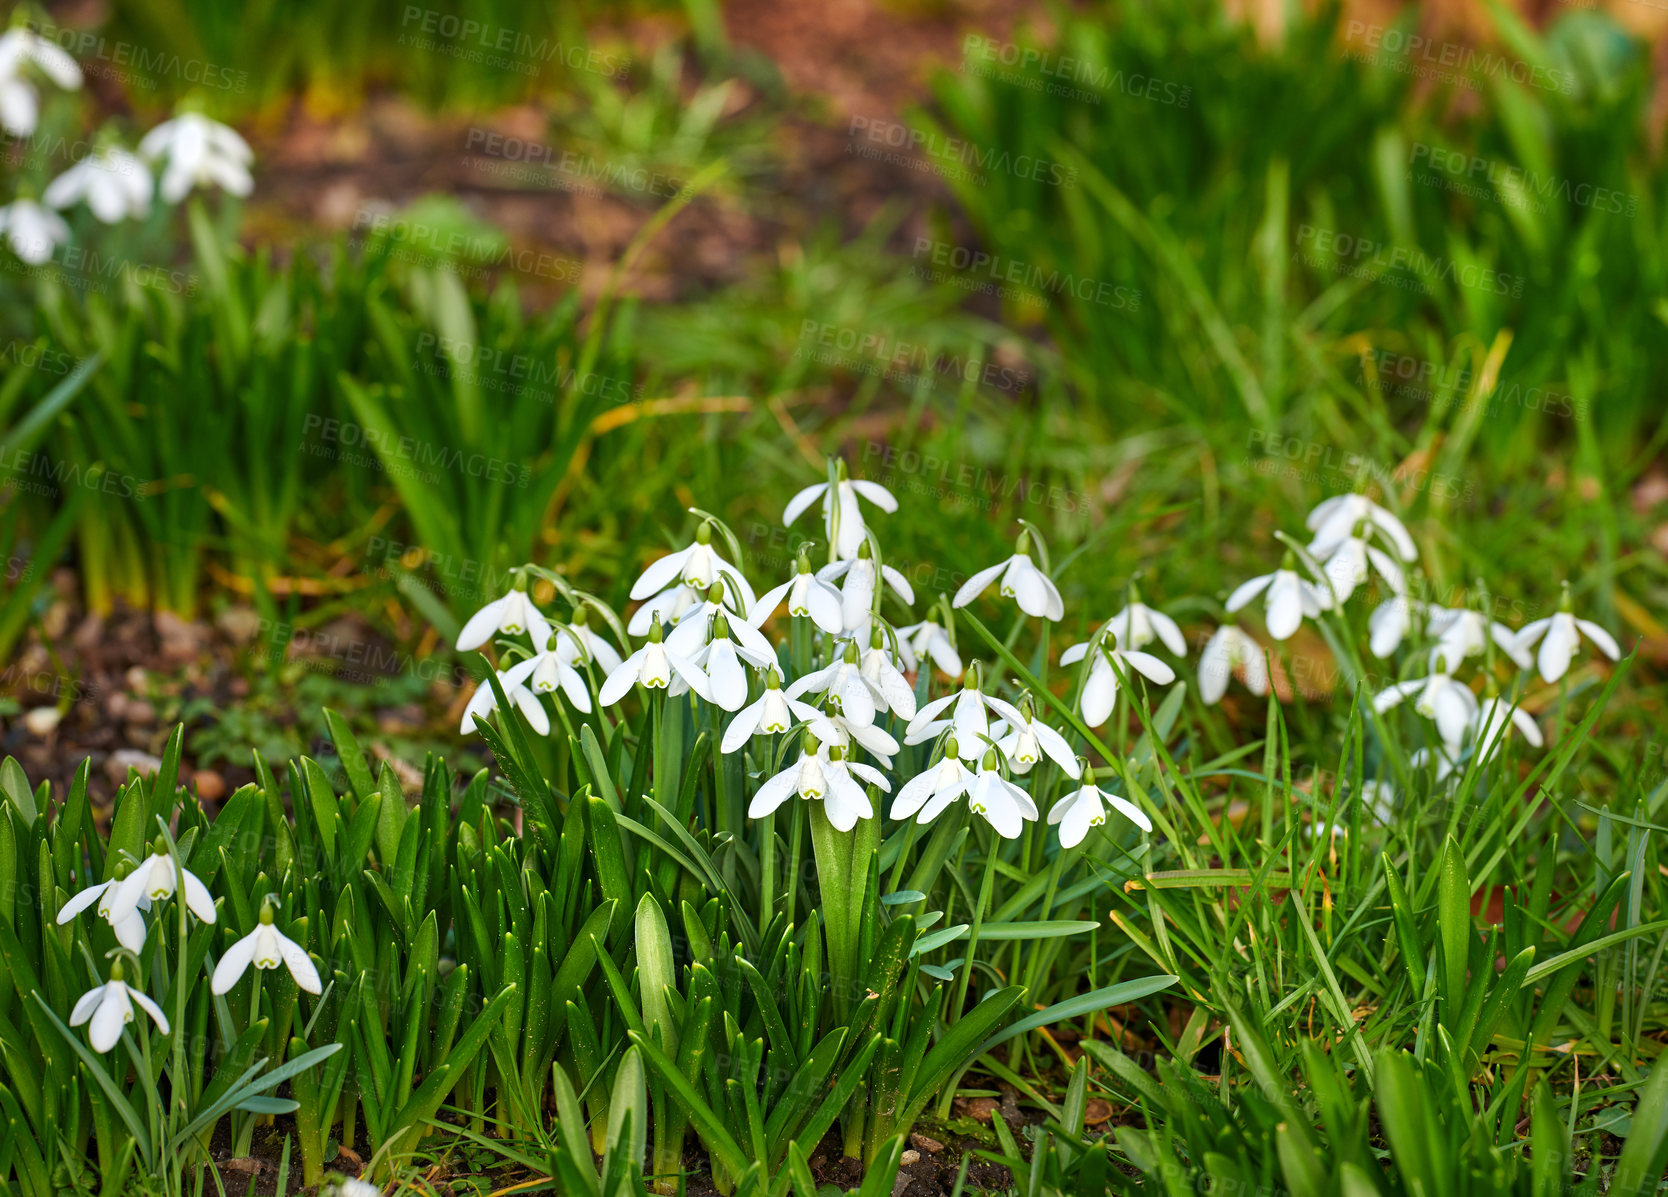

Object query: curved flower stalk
[818,542,914,635]
[138,112,254,202]
[599,615,714,705]
[107,839,216,926]
[1048,763,1150,847]
[749,548,843,634]
[70,959,168,1053]
[896,616,961,678]
[456,575,550,652]
[1198,625,1269,705]
[211,901,322,995]
[1225,551,1330,641]
[1368,593,1422,658]
[988,694,1079,777]
[1060,636,1176,728]
[953,529,1063,620]
[44,145,153,222]
[0,197,69,264]
[1513,586,1621,683]
[0,28,82,137]
[55,861,149,953]
[1306,493,1417,562]
[782,460,897,560]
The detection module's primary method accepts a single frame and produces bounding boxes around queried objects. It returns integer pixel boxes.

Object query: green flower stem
[808,802,878,1025]
[948,824,999,1028]
[759,808,777,923]
[785,799,804,927]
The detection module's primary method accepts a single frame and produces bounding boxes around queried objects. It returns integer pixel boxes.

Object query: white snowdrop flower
[54,863,149,954]
[667,586,774,662]
[599,615,714,706]
[137,112,254,202]
[964,749,1039,840]
[456,578,551,653]
[512,632,595,712]
[859,627,917,720]
[1368,594,1422,659]
[721,671,818,754]
[1102,589,1187,656]
[1473,694,1543,761]
[1198,625,1268,705]
[896,618,961,678]
[782,461,897,561]
[1413,744,1460,784]
[553,607,625,675]
[629,522,754,609]
[70,960,168,1053]
[817,543,914,634]
[44,146,152,223]
[749,549,843,634]
[1306,493,1417,563]
[1059,637,1176,728]
[891,742,974,823]
[0,29,81,137]
[987,695,1079,777]
[670,607,775,711]
[1424,604,1530,670]
[627,581,701,637]
[211,902,322,995]
[107,841,216,926]
[460,661,551,735]
[1512,587,1621,684]
[1048,764,1150,848]
[1372,658,1476,750]
[798,704,899,768]
[0,199,68,264]
[903,665,1004,758]
[328,1181,381,1197]
[787,642,883,729]
[747,736,882,831]
[1311,525,1405,604]
[1308,777,1398,838]
[1224,553,1329,641]
[952,530,1064,621]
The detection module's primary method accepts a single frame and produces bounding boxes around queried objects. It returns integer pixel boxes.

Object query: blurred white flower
[1306,494,1417,562]
[1198,625,1268,705]
[1373,662,1476,750]
[1368,594,1421,658]
[952,532,1063,620]
[1310,527,1404,604]
[1473,695,1543,761]
[70,963,168,1053]
[896,618,961,677]
[1225,556,1329,641]
[138,113,253,202]
[0,29,81,137]
[1426,604,1530,669]
[1060,638,1175,728]
[0,199,68,264]
[211,904,322,995]
[1513,592,1620,683]
[1102,594,1187,656]
[782,462,896,560]
[44,147,152,222]
[461,661,550,735]
[456,581,550,653]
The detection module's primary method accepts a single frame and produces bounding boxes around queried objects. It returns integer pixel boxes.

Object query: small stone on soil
[23,706,62,736]
[106,749,162,784]
[909,1133,944,1153]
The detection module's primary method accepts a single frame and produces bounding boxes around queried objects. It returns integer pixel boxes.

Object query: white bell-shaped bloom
[1472,695,1543,761]
[55,868,150,953]
[628,523,754,608]
[748,737,883,830]
[721,672,817,753]
[859,628,916,720]
[987,696,1079,777]
[797,703,899,767]
[1307,494,1417,562]
[513,634,595,712]
[1060,638,1176,728]
[964,750,1039,839]
[903,668,1005,758]
[628,581,701,636]
[211,904,323,995]
[1198,625,1268,705]
[1102,594,1187,656]
[1513,592,1621,683]
[818,546,914,634]
[1368,594,1423,658]
[669,607,774,711]
[1225,557,1329,641]
[787,644,883,729]
[749,551,843,634]
[1048,765,1150,847]
[1373,662,1477,750]
[1425,605,1530,670]
[460,661,551,735]
[782,463,897,560]
[599,616,714,705]
[1311,528,1404,604]
[550,607,624,675]
[138,113,254,203]
[44,147,152,223]
[0,199,68,264]
[666,588,773,662]
[0,29,81,137]
[107,843,216,926]
[457,581,551,653]
[953,532,1063,620]
[896,619,961,677]
[70,962,168,1053]
[891,744,974,823]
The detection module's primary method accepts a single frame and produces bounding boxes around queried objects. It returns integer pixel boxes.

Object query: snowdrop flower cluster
[0,27,80,137]
[55,839,321,1054]
[452,469,1152,849]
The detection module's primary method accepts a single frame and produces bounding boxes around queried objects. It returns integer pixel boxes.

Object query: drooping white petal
[211,931,261,994]
[1575,619,1621,661]
[1225,574,1274,613]
[782,483,828,527]
[278,934,323,994]
[952,560,1009,609]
